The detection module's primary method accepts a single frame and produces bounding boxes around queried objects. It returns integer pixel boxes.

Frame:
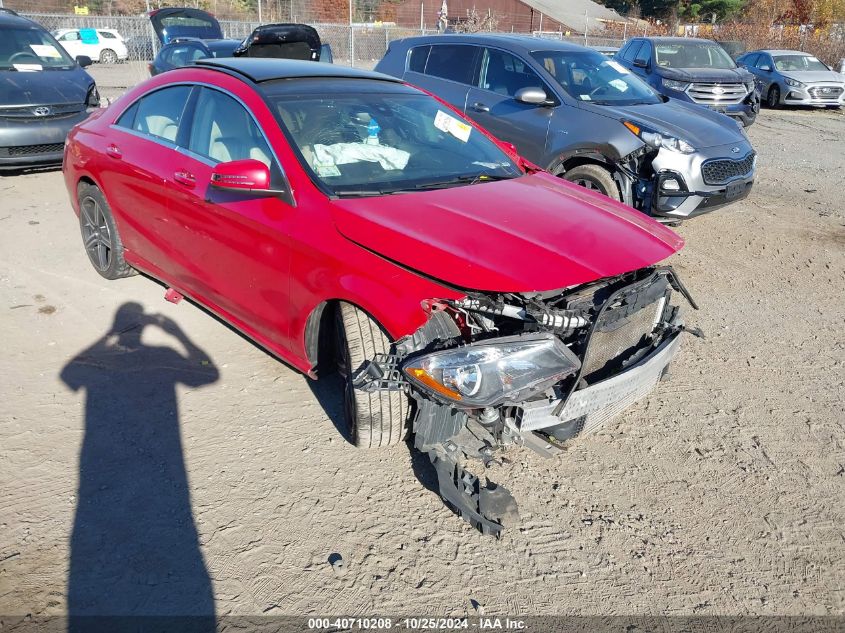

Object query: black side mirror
[633,58,649,70]
[76,55,92,68]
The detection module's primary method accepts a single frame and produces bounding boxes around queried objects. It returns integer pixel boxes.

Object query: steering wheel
[9,52,42,64]
[589,85,610,98]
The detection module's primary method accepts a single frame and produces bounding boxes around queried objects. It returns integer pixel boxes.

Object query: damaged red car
[63,58,698,536]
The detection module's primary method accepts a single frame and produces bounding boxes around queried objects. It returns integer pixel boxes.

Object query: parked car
[147,7,328,75]
[63,58,697,535]
[0,11,99,171]
[737,49,844,108]
[376,35,756,221]
[53,28,128,64]
[615,37,759,127]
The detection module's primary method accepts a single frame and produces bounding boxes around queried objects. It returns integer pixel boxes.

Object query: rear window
[424,44,478,85]
[408,45,429,73]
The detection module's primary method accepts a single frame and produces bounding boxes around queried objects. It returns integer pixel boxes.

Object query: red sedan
[63,58,694,535]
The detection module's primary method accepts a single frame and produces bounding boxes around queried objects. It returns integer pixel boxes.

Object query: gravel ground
[0,106,843,618]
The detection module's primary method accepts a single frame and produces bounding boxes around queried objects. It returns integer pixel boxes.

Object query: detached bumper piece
[356,268,699,536]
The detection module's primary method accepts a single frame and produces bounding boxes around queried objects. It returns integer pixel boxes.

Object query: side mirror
[76,55,93,68]
[760,65,771,72]
[210,159,277,194]
[515,87,550,105]
[633,58,649,69]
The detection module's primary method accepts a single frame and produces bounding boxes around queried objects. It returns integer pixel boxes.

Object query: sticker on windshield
[30,44,62,58]
[13,64,43,72]
[315,163,341,177]
[608,79,629,92]
[434,110,472,143]
[580,95,592,101]
[605,60,629,74]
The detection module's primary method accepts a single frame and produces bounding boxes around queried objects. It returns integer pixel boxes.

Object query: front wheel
[561,164,621,201]
[336,302,409,448]
[99,49,118,64]
[767,85,781,108]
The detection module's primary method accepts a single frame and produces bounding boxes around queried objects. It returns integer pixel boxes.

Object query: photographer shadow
[61,302,218,631]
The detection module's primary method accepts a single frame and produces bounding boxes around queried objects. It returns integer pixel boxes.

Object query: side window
[621,41,641,62]
[634,41,651,65]
[187,87,274,168]
[424,44,478,85]
[115,101,139,129]
[408,45,430,73]
[133,85,192,142]
[756,54,771,69]
[98,31,117,39]
[480,48,545,97]
[60,31,80,42]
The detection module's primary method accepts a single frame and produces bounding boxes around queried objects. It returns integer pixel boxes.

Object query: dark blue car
[615,37,759,127]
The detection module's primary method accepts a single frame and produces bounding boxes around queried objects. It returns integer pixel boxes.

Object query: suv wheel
[100,49,118,64]
[767,85,781,108]
[561,164,621,201]
[336,302,408,448]
[77,183,135,280]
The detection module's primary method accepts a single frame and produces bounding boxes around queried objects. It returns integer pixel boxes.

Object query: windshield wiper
[332,188,395,198]
[410,172,518,191]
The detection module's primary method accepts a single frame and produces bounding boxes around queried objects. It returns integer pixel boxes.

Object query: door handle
[471,102,490,112]
[105,144,122,159]
[173,170,196,188]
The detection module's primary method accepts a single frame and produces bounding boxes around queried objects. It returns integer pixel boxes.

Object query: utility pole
[258,0,262,22]
[349,0,354,67]
[584,10,588,45]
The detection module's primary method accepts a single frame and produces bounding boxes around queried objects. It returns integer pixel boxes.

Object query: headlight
[744,80,756,93]
[401,333,580,408]
[86,85,101,108]
[784,78,805,88]
[662,79,690,91]
[623,120,695,154]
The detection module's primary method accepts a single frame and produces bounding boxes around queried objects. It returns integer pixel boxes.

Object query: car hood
[780,70,845,83]
[584,98,744,149]
[657,66,752,83]
[330,172,683,293]
[0,67,92,106]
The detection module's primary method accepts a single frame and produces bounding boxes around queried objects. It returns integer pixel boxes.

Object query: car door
[755,54,775,93]
[164,85,293,348]
[631,41,653,84]
[56,30,83,58]
[98,85,194,275]
[403,43,480,113]
[464,47,553,164]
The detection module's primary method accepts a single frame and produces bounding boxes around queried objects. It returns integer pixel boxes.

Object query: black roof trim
[194,58,403,84]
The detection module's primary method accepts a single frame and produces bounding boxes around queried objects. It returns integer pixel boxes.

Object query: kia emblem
[33,106,51,116]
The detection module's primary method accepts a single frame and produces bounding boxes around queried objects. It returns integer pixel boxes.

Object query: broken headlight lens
[402,334,580,408]
[623,120,695,154]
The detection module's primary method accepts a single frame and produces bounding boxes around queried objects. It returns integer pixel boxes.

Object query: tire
[336,302,408,448]
[99,49,118,64]
[767,85,781,108]
[561,164,621,200]
[77,183,135,280]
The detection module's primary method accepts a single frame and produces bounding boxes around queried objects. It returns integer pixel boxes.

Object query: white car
[53,28,128,64]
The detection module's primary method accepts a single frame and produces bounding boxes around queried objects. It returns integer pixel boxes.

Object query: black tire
[561,164,621,200]
[77,183,135,280]
[336,302,408,448]
[767,85,781,108]
[337,302,410,448]
[99,49,118,64]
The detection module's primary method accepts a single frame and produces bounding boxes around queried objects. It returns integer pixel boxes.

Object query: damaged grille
[0,144,64,157]
[701,153,755,185]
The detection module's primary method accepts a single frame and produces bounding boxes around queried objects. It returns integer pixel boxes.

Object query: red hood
[331,172,683,293]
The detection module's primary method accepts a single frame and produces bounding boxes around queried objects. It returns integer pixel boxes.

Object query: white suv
[53,28,128,64]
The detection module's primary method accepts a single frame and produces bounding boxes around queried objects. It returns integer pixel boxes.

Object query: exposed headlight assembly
[744,80,756,93]
[662,79,690,91]
[402,333,580,408]
[86,85,101,108]
[623,120,695,154]
[784,78,805,88]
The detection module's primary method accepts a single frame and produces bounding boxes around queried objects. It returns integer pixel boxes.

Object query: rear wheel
[336,302,408,448]
[767,85,781,108]
[77,183,135,280]
[99,49,118,64]
[561,164,621,200]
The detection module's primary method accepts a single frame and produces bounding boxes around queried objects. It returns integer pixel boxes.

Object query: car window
[480,48,545,97]
[161,42,208,66]
[756,54,771,69]
[634,41,651,65]
[0,27,75,69]
[265,87,521,196]
[773,54,829,72]
[740,53,758,67]
[620,41,642,62]
[408,45,429,73]
[98,31,118,39]
[59,31,79,42]
[132,86,192,143]
[655,42,736,69]
[424,44,478,85]
[187,87,274,167]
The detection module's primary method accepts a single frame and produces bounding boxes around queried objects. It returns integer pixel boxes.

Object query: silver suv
[376,34,756,221]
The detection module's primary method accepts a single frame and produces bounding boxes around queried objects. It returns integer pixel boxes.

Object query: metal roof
[522,0,624,33]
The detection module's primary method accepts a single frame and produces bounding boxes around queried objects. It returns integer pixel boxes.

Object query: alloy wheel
[81,196,113,272]
[768,86,780,108]
[100,49,117,64]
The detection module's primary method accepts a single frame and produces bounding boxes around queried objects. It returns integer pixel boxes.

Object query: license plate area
[725,180,745,200]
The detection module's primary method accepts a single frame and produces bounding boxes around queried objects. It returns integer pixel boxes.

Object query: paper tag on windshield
[434,110,471,143]
[609,79,628,92]
[315,163,341,177]
[30,44,61,58]
[606,60,629,74]
[13,64,43,72]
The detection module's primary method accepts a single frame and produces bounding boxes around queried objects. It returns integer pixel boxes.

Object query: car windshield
[531,49,661,106]
[0,26,75,70]
[773,54,829,72]
[266,91,522,196]
[655,42,736,69]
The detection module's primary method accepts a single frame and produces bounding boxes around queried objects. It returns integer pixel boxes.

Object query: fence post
[420,2,424,34]
[348,0,354,67]
[623,21,627,41]
[584,11,588,46]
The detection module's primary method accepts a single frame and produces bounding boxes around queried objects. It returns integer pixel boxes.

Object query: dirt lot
[0,106,843,618]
